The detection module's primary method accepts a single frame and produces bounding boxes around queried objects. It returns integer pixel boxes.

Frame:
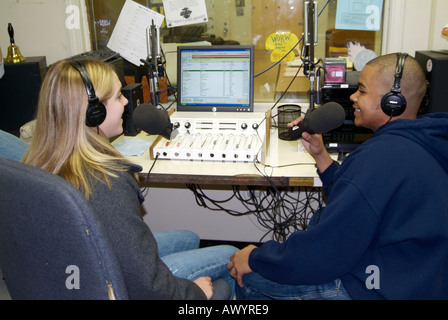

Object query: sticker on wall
[96,19,112,35]
[265,32,299,63]
[443,23,448,37]
[426,59,433,73]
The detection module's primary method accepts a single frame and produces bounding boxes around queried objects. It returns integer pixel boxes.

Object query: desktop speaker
[0,56,47,136]
[415,50,448,114]
[121,83,143,136]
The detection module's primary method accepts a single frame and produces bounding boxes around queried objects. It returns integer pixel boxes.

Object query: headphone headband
[381,53,408,118]
[68,60,98,103]
[391,53,408,93]
[68,59,107,127]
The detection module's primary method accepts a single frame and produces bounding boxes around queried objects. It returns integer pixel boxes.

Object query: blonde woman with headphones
[22,59,237,300]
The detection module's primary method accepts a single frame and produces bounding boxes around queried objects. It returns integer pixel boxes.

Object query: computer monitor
[176,45,254,112]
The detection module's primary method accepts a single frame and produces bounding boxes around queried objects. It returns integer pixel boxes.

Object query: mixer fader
[150,112,270,162]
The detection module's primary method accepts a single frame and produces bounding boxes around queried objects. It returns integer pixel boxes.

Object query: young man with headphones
[228,53,448,300]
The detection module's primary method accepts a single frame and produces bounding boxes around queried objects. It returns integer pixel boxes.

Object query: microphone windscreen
[133,103,169,135]
[308,102,346,133]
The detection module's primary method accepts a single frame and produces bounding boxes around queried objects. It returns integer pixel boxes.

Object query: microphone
[288,102,346,140]
[132,103,178,140]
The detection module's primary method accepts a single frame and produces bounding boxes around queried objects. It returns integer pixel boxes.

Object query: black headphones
[68,60,107,127]
[381,53,408,117]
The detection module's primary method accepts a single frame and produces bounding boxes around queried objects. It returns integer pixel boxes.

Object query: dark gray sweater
[88,165,206,300]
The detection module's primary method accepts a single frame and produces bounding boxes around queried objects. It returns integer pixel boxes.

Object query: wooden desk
[116,106,328,242]
[114,107,324,188]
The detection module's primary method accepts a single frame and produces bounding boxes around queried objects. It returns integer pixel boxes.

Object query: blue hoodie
[249,113,448,300]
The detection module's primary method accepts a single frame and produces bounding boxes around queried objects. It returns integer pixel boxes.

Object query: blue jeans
[0,130,28,161]
[153,230,237,299]
[236,272,351,300]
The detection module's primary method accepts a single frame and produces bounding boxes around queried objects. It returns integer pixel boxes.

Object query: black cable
[159,0,331,240]
[140,154,159,196]
[186,178,323,242]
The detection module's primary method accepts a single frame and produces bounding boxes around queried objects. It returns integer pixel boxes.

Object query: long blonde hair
[22,59,132,199]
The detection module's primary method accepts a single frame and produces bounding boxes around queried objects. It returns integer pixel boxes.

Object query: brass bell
[5,23,25,64]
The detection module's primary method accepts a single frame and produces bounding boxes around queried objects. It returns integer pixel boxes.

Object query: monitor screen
[177,45,254,112]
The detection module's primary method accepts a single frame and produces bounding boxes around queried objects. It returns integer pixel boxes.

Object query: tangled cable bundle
[186,183,323,242]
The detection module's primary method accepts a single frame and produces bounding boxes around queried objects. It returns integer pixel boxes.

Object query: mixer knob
[252,123,259,130]
[174,122,180,129]
[184,122,191,129]
[241,123,248,130]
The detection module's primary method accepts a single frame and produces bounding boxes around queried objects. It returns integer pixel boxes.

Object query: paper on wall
[162,0,208,28]
[107,0,165,66]
[335,0,384,31]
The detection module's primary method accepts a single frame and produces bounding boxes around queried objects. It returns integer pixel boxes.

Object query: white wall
[142,186,270,242]
[1,0,447,65]
[0,0,90,65]
[383,0,448,55]
[429,0,448,50]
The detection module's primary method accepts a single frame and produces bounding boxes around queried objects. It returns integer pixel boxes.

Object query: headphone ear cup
[85,100,107,127]
[381,92,407,117]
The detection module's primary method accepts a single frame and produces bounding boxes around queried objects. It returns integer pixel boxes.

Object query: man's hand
[227,245,257,287]
[289,117,333,173]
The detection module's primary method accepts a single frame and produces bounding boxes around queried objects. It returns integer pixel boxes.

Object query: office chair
[0,158,128,300]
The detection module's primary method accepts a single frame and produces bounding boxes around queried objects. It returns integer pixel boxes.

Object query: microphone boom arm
[145,19,163,106]
[303,1,319,110]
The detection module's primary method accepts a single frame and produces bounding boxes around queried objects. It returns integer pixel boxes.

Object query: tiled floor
[0,269,12,300]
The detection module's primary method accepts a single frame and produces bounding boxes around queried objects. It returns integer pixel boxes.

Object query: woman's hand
[194,276,214,300]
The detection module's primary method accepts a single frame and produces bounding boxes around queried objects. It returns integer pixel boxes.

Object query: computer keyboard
[65,50,120,63]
